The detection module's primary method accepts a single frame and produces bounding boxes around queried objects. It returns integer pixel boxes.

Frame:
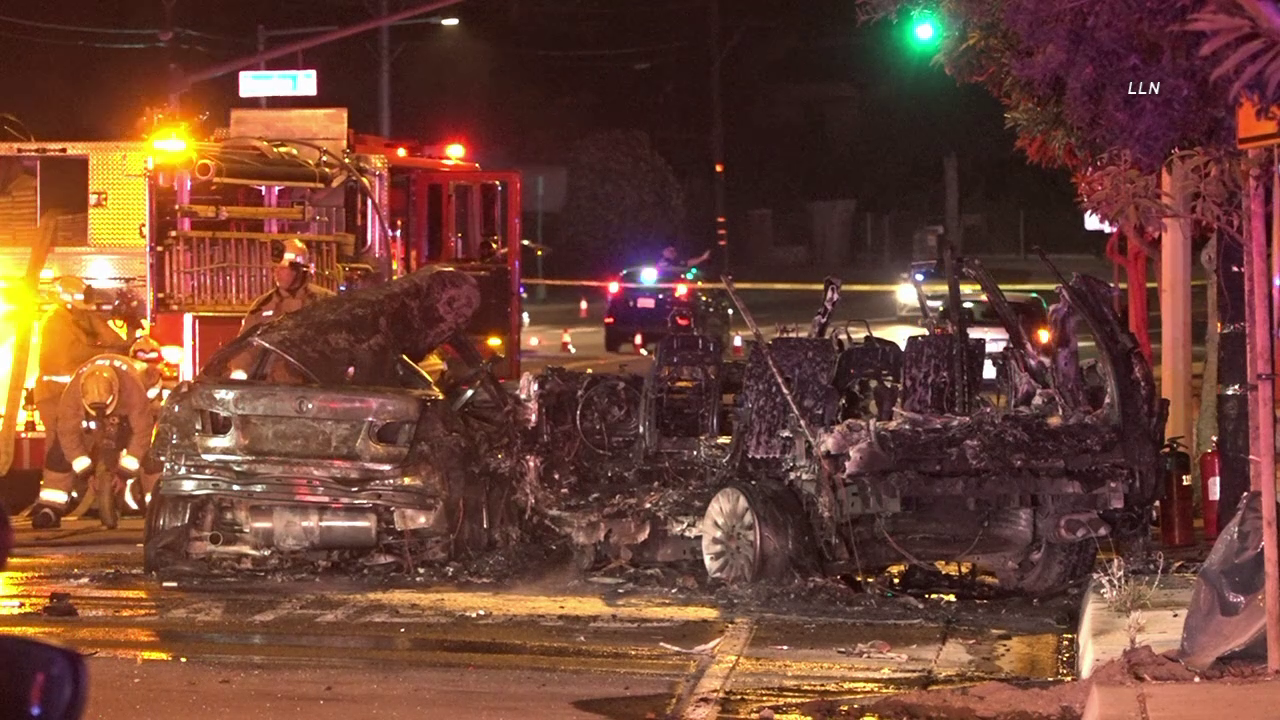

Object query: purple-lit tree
[856,0,1258,488]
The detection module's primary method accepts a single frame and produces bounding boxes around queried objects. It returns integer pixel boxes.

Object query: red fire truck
[0,107,522,480]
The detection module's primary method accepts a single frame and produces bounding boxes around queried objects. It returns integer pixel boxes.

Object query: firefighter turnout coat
[241,282,335,334]
[57,355,154,471]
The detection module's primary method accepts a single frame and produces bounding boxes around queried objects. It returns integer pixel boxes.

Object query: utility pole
[944,152,961,254]
[256,25,268,109]
[162,0,180,110]
[709,0,727,274]
[1161,162,1193,456]
[172,0,460,98]
[1246,149,1280,672]
[379,0,393,137]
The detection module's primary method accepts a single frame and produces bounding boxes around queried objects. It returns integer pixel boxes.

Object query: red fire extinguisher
[1159,437,1196,548]
[1199,437,1221,540]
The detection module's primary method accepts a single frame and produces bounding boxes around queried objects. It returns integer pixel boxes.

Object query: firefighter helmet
[276,238,311,269]
[57,277,90,308]
[80,364,118,416]
[130,336,162,364]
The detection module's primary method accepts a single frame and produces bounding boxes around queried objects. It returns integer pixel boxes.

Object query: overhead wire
[0,13,160,35]
[507,41,693,57]
[0,29,162,49]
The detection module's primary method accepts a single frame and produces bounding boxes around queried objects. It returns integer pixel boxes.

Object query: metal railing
[155,231,347,312]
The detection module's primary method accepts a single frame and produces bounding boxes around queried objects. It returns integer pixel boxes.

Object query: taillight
[1036,328,1051,345]
[674,283,689,297]
[608,281,620,295]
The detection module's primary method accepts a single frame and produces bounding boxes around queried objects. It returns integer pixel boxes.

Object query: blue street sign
[238,69,318,98]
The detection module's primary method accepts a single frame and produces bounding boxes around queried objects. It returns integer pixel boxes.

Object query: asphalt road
[519,290,1207,376]
[3,518,1080,720]
[0,285,1198,719]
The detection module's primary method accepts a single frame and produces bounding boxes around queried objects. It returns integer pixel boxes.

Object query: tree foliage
[856,0,1251,244]
[560,130,684,275]
[859,0,1233,173]
[1188,0,1280,108]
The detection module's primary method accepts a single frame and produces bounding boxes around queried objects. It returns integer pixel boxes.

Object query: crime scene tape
[521,278,1208,291]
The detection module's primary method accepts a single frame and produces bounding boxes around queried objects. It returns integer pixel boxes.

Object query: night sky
[0,0,1096,263]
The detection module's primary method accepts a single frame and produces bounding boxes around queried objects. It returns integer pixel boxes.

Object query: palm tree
[1188,0,1280,106]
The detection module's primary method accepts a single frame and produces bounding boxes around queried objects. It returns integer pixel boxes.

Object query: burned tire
[997,538,1098,596]
[701,481,816,585]
[142,493,195,574]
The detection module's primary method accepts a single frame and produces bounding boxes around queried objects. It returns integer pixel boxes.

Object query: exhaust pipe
[248,506,378,551]
[1053,512,1111,543]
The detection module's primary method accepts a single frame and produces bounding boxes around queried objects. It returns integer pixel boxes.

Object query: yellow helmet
[57,277,90,309]
[276,238,311,269]
[130,336,163,364]
[80,364,118,416]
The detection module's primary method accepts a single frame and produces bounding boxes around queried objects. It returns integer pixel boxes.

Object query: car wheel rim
[702,486,760,583]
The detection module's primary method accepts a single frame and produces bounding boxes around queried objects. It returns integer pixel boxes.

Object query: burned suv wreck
[143,268,521,573]
[691,258,1167,593]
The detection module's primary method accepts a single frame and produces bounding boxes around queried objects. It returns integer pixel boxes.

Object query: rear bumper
[154,473,441,510]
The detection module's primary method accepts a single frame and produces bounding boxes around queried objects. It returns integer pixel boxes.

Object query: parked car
[936,292,1053,382]
[604,266,731,352]
[895,260,981,319]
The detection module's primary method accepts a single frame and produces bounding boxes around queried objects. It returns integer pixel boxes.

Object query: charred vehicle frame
[695,251,1167,594]
[143,268,522,574]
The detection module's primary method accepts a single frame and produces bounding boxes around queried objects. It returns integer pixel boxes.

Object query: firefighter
[657,245,711,271]
[129,336,167,414]
[34,277,131,438]
[31,356,159,529]
[240,238,335,334]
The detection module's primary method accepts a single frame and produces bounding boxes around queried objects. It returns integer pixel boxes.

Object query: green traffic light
[909,12,940,48]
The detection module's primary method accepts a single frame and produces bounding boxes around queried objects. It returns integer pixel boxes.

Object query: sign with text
[1084,211,1117,233]
[1238,97,1280,149]
[238,69,318,98]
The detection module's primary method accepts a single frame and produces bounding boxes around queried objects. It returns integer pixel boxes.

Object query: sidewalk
[1076,541,1280,720]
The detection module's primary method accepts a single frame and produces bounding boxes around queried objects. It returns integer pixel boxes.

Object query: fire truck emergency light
[445,143,466,160]
[150,129,188,154]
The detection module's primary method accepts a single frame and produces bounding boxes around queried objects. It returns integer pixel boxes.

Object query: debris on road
[659,636,723,655]
[42,592,78,617]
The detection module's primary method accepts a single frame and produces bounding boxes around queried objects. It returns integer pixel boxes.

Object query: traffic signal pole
[710,0,728,274]
[169,0,461,106]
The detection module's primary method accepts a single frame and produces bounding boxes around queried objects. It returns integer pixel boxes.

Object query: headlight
[895,284,917,305]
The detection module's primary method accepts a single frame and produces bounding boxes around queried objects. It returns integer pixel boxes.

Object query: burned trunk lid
[157,382,431,474]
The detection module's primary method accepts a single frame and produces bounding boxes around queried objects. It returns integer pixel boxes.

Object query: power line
[0,13,159,35]
[508,41,693,57]
[0,29,161,48]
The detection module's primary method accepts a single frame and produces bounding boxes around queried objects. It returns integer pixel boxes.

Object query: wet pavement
[3,519,1084,719]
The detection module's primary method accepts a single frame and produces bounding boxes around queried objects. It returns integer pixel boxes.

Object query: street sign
[1084,211,1117,233]
[238,69,318,98]
[1238,97,1280,149]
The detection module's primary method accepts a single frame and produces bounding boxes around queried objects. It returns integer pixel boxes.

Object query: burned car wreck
[143,267,522,573]
[520,260,1166,594]
[689,258,1167,593]
[142,258,1166,597]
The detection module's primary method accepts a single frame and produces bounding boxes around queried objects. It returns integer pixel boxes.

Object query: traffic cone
[561,329,575,354]
[732,334,744,356]
[579,298,589,318]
